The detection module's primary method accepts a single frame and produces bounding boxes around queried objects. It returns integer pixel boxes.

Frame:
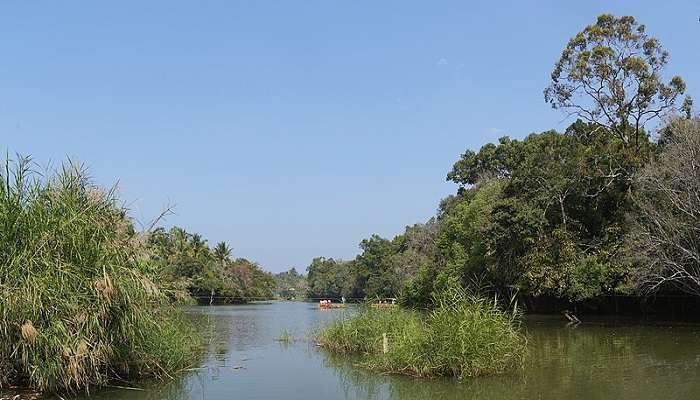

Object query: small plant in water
[275,329,294,343]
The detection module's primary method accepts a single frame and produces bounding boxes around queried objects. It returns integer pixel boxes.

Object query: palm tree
[213,241,232,262]
[190,233,207,257]
[170,227,189,255]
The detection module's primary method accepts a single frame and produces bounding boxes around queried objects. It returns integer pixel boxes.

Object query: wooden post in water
[382,333,388,354]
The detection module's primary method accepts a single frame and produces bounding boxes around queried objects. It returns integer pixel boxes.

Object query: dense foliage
[149,227,275,304]
[306,257,354,298]
[274,267,308,299]
[0,157,200,393]
[306,14,696,309]
[306,223,438,301]
[317,287,526,378]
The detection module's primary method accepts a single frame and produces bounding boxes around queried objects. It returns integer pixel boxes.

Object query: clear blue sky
[2,1,698,272]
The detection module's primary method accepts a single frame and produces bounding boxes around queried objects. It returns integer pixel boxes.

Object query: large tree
[545,14,686,150]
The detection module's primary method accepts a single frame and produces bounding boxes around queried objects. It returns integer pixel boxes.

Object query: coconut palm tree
[214,241,232,262]
[190,233,207,257]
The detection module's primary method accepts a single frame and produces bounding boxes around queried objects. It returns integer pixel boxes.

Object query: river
[76,301,700,400]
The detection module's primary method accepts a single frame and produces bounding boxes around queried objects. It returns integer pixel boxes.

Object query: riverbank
[519,294,700,322]
[52,301,700,400]
[0,157,201,394]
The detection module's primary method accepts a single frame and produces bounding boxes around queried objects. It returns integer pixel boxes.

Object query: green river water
[60,301,700,399]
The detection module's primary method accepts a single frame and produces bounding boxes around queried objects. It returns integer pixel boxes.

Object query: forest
[306,14,700,313]
[148,227,276,304]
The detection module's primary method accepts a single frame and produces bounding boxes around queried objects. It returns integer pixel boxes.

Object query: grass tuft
[317,287,526,379]
[275,329,294,343]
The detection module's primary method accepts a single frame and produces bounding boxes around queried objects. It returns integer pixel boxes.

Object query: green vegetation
[544,14,687,151]
[317,287,526,378]
[307,257,354,298]
[0,157,200,393]
[274,268,308,299]
[149,227,275,304]
[275,329,294,343]
[306,14,697,309]
[306,223,438,301]
[3,10,698,395]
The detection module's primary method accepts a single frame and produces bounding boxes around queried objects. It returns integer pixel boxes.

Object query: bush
[317,287,526,378]
[0,156,200,393]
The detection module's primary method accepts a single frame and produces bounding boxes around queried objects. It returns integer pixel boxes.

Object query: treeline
[274,267,308,299]
[148,227,275,304]
[307,14,700,309]
[306,222,437,300]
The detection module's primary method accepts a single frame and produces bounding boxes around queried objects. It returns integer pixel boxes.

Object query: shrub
[0,156,200,393]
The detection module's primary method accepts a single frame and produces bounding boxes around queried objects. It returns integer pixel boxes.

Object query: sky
[1,1,698,273]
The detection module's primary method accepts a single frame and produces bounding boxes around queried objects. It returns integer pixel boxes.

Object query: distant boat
[371,298,397,309]
[319,300,347,309]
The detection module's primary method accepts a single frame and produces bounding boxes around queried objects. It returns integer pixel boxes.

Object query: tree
[354,235,400,298]
[190,233,206,257]
[306,257,354,298]
[437,181,504,290]
[214,241,232,261]
[545,14,686,150]
[390,221,440,289]
[447,137,516,187]
[446,127,633,301]
[148,226,274,303]
[627,118,700,295]
[274,268,308,298]
[507,131,583,231]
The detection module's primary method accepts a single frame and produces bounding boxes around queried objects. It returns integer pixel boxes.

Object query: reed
[317,287,526,378]
[275,329,293,343]
[0,156,200,393]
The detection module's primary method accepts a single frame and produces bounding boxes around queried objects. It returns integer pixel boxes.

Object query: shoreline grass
[317,287,526,379]
[0,156,201,394]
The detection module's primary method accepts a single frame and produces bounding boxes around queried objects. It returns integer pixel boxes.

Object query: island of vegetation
[317,287,526,378]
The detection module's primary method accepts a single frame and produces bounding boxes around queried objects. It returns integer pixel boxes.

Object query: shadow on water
[62,302,700,400]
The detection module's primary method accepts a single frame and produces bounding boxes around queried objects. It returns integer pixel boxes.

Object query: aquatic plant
[317,287,526,378]
[0,156,200,393]
[275,329,294,343]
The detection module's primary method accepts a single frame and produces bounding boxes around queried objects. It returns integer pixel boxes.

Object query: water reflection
[319,316,700,400]
[71,302,700,400]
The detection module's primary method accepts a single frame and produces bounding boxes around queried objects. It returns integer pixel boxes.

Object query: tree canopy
[544,14,687,150]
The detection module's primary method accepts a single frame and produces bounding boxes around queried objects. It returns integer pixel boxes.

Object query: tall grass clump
[317,287,526,379]
[0,156,200,393]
